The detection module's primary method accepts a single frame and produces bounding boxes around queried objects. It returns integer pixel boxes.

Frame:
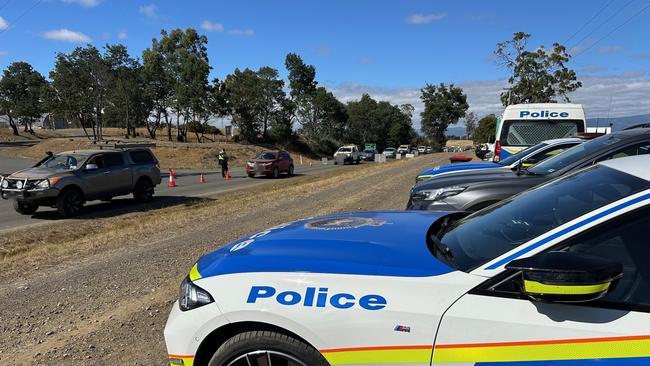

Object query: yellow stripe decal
[189,263,202,281]
[524,280,610,295]
[417,174,433,180]
[322,346,431,365]
[433,336,650,363]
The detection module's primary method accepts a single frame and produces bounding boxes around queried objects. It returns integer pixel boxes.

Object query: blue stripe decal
[485,193,650,270]
[477,357,650,365]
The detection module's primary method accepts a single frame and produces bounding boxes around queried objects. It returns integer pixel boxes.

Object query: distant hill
[444,114,650,137]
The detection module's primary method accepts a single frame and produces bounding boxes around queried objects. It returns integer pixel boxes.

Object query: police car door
[432,206,650,365]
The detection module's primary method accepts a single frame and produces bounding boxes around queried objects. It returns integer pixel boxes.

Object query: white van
[493,103,586,162]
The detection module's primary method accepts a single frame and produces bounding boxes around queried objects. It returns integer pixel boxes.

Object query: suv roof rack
[91,141,157,150]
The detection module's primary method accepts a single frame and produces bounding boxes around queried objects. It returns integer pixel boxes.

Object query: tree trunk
[78,114,91,140]
[7,114,19,136]
[166,111,172,142]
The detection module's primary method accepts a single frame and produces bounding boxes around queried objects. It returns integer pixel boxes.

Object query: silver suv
[0,147,161,217]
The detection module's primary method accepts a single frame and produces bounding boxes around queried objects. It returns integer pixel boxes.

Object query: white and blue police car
[165,155,650,366]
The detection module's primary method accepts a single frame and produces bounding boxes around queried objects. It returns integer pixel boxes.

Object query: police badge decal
[305,217,388,230]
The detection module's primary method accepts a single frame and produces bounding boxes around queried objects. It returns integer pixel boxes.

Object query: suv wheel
[13,200,38,215]
[133,179,154,203]
[207,331,329,366]
[272,167,280,179]
[287,165,294,176]
[56,189,84,218]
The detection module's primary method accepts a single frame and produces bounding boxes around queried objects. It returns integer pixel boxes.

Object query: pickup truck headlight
[179,277,213,311]
[412,186,467,201]
[35,180,50,189]
[1,179,7,189]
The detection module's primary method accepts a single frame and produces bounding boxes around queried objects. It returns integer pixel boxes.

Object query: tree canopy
[420,83,469,146]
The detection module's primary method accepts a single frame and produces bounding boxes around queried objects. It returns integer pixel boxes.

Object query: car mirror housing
[505,251,622,303]
[85,163,99,171]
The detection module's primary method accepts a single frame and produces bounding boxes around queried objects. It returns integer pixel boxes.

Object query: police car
[414,137,584,183]
[165,155,650,366]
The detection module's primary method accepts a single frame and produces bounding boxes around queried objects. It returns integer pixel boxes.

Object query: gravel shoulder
[0,153,452,365]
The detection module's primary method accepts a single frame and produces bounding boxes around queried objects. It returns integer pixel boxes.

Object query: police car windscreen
[439,165,650,272]
[501,120,582,146]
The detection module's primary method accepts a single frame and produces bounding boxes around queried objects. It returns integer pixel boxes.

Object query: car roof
[540,137,585,144]
[598,155,650,181]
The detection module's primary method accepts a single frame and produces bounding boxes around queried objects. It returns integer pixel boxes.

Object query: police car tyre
[13,200,38,215]
[288,165,294,176]
[133,178,154,203]
[207,330,329,366]
[56,188,84,217]
[272,167,279,179]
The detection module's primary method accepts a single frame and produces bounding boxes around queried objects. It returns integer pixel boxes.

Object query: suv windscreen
[256,152,277,160]
[497,143,548,166]
[435,165,650,272]
[40,154,88,170]
[337,148,352,153]
[528,134,623,175]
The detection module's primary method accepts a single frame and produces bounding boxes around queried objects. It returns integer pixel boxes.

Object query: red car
[246,150,294,178]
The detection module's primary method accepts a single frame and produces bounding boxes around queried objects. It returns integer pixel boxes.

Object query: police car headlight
[413,186,467,201]
[179,277,214,311]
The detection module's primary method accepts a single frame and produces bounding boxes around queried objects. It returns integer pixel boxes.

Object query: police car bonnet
[194,211,455,279]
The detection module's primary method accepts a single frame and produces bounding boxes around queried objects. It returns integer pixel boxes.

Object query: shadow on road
[28,195,212,221]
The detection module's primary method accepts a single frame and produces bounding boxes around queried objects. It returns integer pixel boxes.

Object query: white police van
[165,156,650,366]
[493,103,586,162]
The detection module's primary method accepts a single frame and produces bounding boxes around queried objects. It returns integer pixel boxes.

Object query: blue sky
[1,0,650,122]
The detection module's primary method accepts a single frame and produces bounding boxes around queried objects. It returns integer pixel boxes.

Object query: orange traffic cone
[226,171,232,180]
[169,168,177,179]
[168,173,176,187]
[200,173,206,184]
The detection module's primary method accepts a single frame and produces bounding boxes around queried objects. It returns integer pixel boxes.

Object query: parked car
[360,149,378,161]
[382,147,397,159]
[425,146,433,153]
[0,147,161,217]
[334,145,360,165]
[397,144,410,155]
[415,138,585,182]
[408,128,650,212]
[165,155,650,366]
[417,146,427,154]
[246,150,294,178]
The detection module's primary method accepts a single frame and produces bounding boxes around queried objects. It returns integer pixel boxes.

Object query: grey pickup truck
[0,147,161,217]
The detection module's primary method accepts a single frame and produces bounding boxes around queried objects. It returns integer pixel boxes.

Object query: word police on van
[520,110,570,118]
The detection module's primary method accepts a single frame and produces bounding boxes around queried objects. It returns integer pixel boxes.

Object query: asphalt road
[0,153,347,232]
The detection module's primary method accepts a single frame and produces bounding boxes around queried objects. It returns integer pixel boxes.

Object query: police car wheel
[208,330,329,366]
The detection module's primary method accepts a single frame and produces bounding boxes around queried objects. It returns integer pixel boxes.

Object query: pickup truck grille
[2,178,40,191]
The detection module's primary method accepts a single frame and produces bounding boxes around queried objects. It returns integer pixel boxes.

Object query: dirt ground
[0,153,451,365]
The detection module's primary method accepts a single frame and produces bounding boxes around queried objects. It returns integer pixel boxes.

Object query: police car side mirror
[505,251,622,303]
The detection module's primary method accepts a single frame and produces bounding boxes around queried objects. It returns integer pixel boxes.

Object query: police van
[493,103,586,162]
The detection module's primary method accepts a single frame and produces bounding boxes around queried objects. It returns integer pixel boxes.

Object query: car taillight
[493,141,501,162]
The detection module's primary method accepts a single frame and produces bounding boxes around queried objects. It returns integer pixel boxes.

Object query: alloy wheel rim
[226,350,308,366]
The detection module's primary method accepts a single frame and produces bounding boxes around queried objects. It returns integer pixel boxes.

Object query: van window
[500,120,584,146]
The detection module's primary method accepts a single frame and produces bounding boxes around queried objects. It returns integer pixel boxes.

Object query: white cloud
[0,51,8,56]
[596,45,624,55]
[42,29,92,43]
[406,13,447,24]
[358,57,372,65]
[228,28,254,36]
[328,73,650,131]
[62,0,100,7]
[0,16,8,30]
[201,20,224,32]
[117,31,127,40]
[581,64,607,74]
[139,4,158,19]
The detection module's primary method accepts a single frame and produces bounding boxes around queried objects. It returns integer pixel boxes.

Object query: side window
[87,155,105,169]
[560,207,650,308]
[487,207,650,309]
[103,153,124,168]
[529,143,576,163]
[596,141,650,163]
[129,150,155,164]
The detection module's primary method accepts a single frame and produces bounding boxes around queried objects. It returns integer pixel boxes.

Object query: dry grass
[0,157,408,284]
[446,139,474,148]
